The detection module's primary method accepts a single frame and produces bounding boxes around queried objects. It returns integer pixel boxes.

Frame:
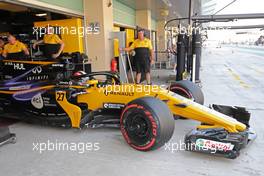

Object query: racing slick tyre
[169,80,204,105]
[120,97,175,151]
[169,80,204,119]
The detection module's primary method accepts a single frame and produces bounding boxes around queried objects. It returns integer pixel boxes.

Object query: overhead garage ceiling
[118,0,202,20]
[0,2,28,12]
[0,2,69,35]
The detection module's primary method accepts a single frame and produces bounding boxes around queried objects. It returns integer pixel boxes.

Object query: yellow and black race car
[0,56,256,159]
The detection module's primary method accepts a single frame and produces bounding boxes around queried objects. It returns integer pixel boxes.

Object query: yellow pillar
[136,10,151,30]
[83,0,114,72]
[156,20,167,61]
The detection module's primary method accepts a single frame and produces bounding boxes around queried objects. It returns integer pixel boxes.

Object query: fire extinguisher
[111,58,118,72]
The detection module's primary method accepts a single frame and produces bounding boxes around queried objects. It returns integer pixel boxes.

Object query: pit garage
[0,1,92,80]
[1,2,85,49]
[0,1,88,65]
[0,0,264,176]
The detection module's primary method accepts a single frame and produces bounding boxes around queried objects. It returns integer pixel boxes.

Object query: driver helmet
[73,71,87,77]
[73,71,89,85]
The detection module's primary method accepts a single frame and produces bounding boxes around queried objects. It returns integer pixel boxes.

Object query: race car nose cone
[184,127,257,159]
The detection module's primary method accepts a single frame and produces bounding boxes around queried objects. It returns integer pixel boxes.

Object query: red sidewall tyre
[120,97,175,151]
[169,80,204,105]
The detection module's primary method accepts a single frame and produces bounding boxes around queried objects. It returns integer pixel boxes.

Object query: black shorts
[126,56,136,72]
[135,59,150,73]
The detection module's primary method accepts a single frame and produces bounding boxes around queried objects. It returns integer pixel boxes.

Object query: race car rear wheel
[120,97,175,151]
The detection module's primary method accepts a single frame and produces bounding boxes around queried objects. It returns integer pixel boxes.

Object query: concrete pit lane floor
[0,46,263,176]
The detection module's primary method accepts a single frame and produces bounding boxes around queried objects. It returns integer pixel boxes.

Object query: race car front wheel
[169,80,204,119]
[169,80,204,105]
[120,97,175,151]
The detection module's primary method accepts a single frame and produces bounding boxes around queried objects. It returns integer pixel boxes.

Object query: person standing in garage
[33,26,65,59]
[121,29,154,85]
[2,35,29,59]
[0,38,5,60]
[169,44,177,73]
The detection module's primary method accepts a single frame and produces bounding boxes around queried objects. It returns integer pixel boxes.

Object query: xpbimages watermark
[165,139,235,154]
[102,84,169,96]
[167,24,232,35]
[32,23,100,38]
[164,140,217,154]
[32,140,100,154]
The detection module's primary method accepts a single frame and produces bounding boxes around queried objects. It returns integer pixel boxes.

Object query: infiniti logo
[32,66,42,74]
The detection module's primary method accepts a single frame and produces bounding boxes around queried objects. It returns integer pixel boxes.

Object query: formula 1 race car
[0,57,256,159]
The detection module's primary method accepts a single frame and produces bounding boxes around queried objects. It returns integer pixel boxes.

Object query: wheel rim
[125,110,152,146]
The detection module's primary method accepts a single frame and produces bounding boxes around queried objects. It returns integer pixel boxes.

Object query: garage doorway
[0,2,85,55]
